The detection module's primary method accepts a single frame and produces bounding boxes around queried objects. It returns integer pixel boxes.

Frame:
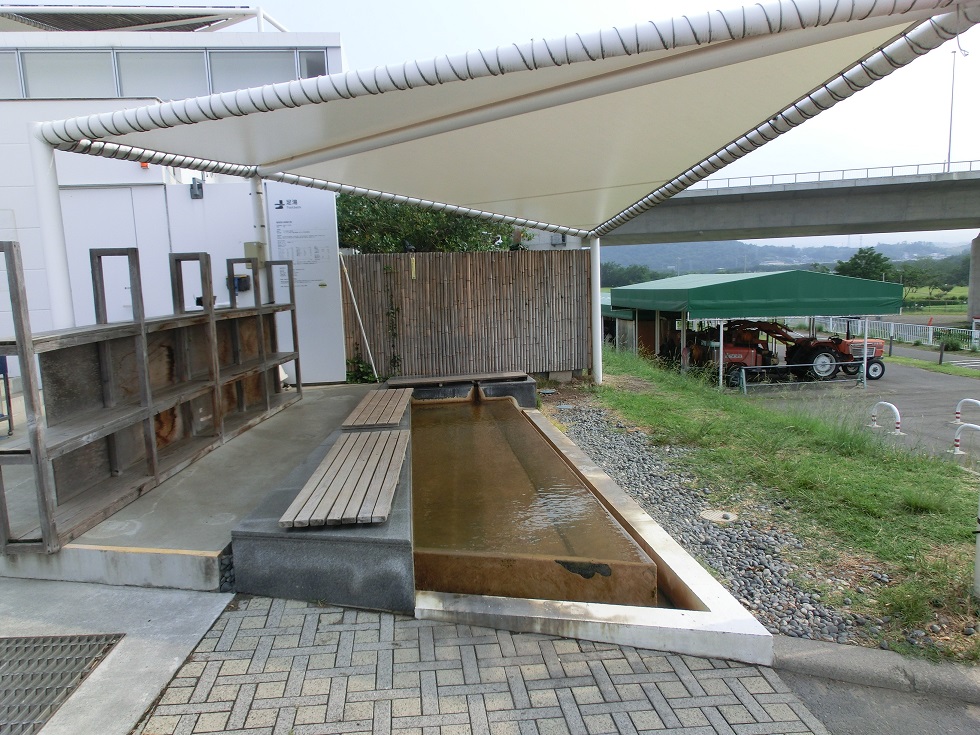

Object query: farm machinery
[690,320,885,386]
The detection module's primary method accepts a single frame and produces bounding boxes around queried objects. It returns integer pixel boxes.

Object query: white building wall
[0,98,166,337]
[523,230,584,250]
[0,99,347,383]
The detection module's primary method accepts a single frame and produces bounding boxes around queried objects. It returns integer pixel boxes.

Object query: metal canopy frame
[25,1,980,385]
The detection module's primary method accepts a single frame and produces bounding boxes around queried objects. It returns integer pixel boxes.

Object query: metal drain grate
[0,634,123,735]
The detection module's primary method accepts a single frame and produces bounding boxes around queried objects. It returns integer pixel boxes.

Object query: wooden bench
[279,430,410,527]
[386,371,527,388]
[341,387,413,430]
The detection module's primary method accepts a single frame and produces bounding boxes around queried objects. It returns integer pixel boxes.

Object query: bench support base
[231,430,415,614]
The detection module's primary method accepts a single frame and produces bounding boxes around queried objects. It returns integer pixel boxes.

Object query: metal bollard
[950,423,980,455]
[867,401,905,436]
[953,398,980,425]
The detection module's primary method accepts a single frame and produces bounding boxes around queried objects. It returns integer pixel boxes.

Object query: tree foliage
[336,194,516,253]
[834,247,894,281]
[893,262,927,300]
[600,262,669,287]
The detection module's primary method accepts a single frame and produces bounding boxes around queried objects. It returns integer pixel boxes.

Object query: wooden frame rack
[0,242,302,554]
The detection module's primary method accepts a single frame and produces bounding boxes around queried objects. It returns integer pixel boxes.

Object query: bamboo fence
[340,251,591,377]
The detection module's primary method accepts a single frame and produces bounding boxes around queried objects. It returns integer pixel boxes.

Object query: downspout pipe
[29,124,75,329]
[249,176,270,299]
[591,237,602,385]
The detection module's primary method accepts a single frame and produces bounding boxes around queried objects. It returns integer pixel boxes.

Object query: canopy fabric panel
[609,271,903,319]
[38,1,980,236]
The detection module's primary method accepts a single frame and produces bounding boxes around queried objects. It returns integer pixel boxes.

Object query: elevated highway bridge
[603,161,980,318]
[603,163,980,245]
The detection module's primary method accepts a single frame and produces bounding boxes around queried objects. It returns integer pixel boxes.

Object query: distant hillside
[601,240,968,274]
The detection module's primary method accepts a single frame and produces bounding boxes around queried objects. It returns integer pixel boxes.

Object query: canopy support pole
[681,313,689,371]
[249,176,269,298]
[590,237,602,385]
[29,125,74,328]
[718,319,725,389]
[655,310,661,358]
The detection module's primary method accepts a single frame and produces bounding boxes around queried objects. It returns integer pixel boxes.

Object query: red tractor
[692,320,885,386]
[786,333,886,381]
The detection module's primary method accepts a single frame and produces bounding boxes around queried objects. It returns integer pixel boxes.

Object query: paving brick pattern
[137,596,830,735]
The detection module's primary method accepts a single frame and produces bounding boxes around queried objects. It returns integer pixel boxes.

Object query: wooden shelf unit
[0,242,302,554]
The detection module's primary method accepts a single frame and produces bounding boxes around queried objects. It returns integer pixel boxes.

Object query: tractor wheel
[866,358,885,380]
[786,348,809,378]
[807,349,840,380]
[725,363,745,388]
[841,363,860,376]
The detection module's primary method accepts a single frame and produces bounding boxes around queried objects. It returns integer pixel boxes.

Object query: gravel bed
[557,403,866,644]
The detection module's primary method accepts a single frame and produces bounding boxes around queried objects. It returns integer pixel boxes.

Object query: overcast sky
[60,1,980,246]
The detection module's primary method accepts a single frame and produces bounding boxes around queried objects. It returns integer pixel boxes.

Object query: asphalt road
[746,357,980,465]
[780,670,980,735]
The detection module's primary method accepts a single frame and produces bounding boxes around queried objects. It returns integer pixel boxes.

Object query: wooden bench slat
[342,388,413,429]
[376,390,411,426]
[279,432,360,528]
[390,389,412,422]
[305,431,376,526]
[379,389,411,425]
[293,433,368,527]
[321,431,386,525]
[292,432,370,527]
[335,431,396,524]
[363,390,396,426]
[360,431,410,524]
[281,429,409,528]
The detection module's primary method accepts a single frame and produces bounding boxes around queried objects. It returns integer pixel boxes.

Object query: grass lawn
[904,285,968,315]
[594,347,980,661]
[906,285,968,300]
[888,356,980,379]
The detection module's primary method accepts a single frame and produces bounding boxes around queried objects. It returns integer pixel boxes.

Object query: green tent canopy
[608,271,902,320]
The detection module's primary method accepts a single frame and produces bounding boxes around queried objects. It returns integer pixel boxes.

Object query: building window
[208,50,296,93]
[22,51,116,98]
[117,51,209,100]
[0,52,20,98]
[299,50,326,79]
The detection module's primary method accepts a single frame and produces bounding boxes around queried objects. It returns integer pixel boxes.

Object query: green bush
[346,355,377,383]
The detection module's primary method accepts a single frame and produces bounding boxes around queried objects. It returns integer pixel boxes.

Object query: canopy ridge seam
[589,4,979,237]
[37,1,969,146]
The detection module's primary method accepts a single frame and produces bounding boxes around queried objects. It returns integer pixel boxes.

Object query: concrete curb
[772,636,980,705]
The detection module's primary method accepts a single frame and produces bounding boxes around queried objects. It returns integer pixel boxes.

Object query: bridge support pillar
[969,232,980,325]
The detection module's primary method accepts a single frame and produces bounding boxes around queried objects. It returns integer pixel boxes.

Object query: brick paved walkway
[137,596,830,735]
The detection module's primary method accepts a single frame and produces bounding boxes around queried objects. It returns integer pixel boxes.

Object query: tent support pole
[654,310,661,358]
[29,125,74,328]
[590,237,602,384]
[632,309,638,354]
[718,319,725,389]
[681,313,688,371]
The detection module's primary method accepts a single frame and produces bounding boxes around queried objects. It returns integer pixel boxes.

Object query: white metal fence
[812,317,979,348]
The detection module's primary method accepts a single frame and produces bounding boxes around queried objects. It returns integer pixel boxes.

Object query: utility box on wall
[244,241,266,269]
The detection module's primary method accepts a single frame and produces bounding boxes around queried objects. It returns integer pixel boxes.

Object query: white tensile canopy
[31,0,980,380]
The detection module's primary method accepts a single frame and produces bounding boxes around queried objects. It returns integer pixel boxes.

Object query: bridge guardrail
[689,159,980,190]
